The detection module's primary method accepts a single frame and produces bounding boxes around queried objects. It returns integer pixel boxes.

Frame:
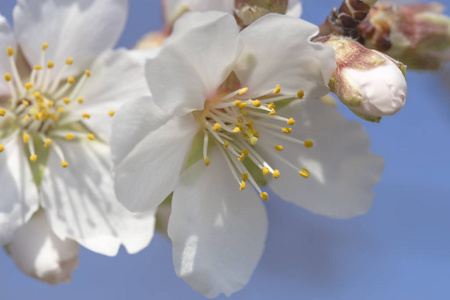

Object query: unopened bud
[319,35,407,122]
[134,30,169,50]
[358,2,450,70]
[235,0,288,27]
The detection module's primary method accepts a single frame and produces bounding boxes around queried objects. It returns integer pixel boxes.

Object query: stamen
[304,140,314,148]
[52,141,68,168]
[82,113,90,119]
[7,47,25,96]
[68,69,90,100]
[41,60,54,92]
[0,144,4,152]
[273,84,281,94]
[0,109,5,117]
[297,90,304,99]
[78,97,84,104]
[203,130,209,166]
[299,168,310,178]
[87,133,95,140]
[49,57,74,94]
[260,192,269,201]
[44,138,52,147]
[108,110,115,117]
[272,170,280,179]
[23,133,29,144]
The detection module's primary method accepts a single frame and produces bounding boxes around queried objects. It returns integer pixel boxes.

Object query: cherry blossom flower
[112,11,384,297]
[0,0,155,283]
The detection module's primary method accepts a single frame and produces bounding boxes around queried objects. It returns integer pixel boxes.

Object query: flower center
[0,44,110,168]
[199,84,313,201]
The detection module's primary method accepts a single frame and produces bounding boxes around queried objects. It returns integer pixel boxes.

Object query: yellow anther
[61,161,69,168]
[238,87,248,95]
[262,167,270,176]
[247,120,254,126]
[67,77,75,84]
[66,58,74,65]
[50,114,58,120]
[23,134,29,144]
[30,155,37,162]
[58,107,64,113]
[234,100,241,107]
[241,149,249,157]
[272,170,280,179]
[78,97,84,104]
[205,157,211,166]
[287,118,295,126]
[223,141,229,148]
[63,98,71,104]
[297,90,304,99]
[0,109,5,117]
[250,137,258,145]
[108,110,115,117]
[21,100,30,107]
[85,69,91,77]
[233,127,241,133]
[282,127,291,134]
[4,73,11,82]
[82,113,90,119]
[269,109,276,115]
[237,155,245,162]
[34,65,43,71]
[213,123,221,131]
[23,115,30,121]
[267,102,275,110]
[242,173,248,182]
[253,131,260,138]
[253,99,261,107]
[237,116,244,123]
[0,144,3,152]
[304,140,314,148]
[35,112,42,120]
[25,83,33,90]
[87,133,95,140]
[7,47,14,57]
[42,43,48,50]
[239,181,246,191]
[273,84,281,94]
[299,168,310,178]
[47,61,54,69]
[65,134,74,140]
[275,145,284,151]
[47,100,54,108]
[239,103,248,108]
[260,192,269,201]
[241,110,247,116]
[44,139,52,147]
[33,92,40,98]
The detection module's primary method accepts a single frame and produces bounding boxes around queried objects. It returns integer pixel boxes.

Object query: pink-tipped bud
[319,35,407,122]
[359,2,450,70]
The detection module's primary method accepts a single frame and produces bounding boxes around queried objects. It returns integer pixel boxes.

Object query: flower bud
[318,35,407,122]
[358,2,450,70]
[235,0,288,27]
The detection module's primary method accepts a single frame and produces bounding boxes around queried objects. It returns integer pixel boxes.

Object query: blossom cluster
[4,0,443,297]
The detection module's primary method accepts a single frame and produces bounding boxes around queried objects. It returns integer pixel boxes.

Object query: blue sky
[2,0,450,299]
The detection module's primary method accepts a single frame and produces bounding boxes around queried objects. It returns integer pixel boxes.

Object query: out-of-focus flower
[358,2,450,70]
[319,35,407,122]
[111,11,384,297]
[7,210,79,285]
[0,0,155,283]
[162,0,302,29]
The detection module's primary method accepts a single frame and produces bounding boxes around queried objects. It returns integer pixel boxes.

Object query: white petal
[13,0,127,77]
[0,14,16,96]
[169,149,268,298]
[112,96,199,212]
[0,135,39,245]
[163,0,234,25]
[40,141,155,256]
[146,11,242,116]
[286,0,302,17]
[7,210,79,285]
[235,14,336,98]
[265,99,384,219]
[68,49,150,141]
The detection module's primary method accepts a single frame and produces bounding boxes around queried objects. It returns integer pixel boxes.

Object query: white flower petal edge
[8,210,79,285]
[146,11,242,116]
[235,13,336,98]
[0,135,39,245]
[163,0,235,25]
[40,140,155,256]
[264,99,385,218]
[168,149,267,298]
[67,49,151,142]
[0,14,16,95]
[286,0,302,17]
[13,0,128,77]
[112,96,199,212]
